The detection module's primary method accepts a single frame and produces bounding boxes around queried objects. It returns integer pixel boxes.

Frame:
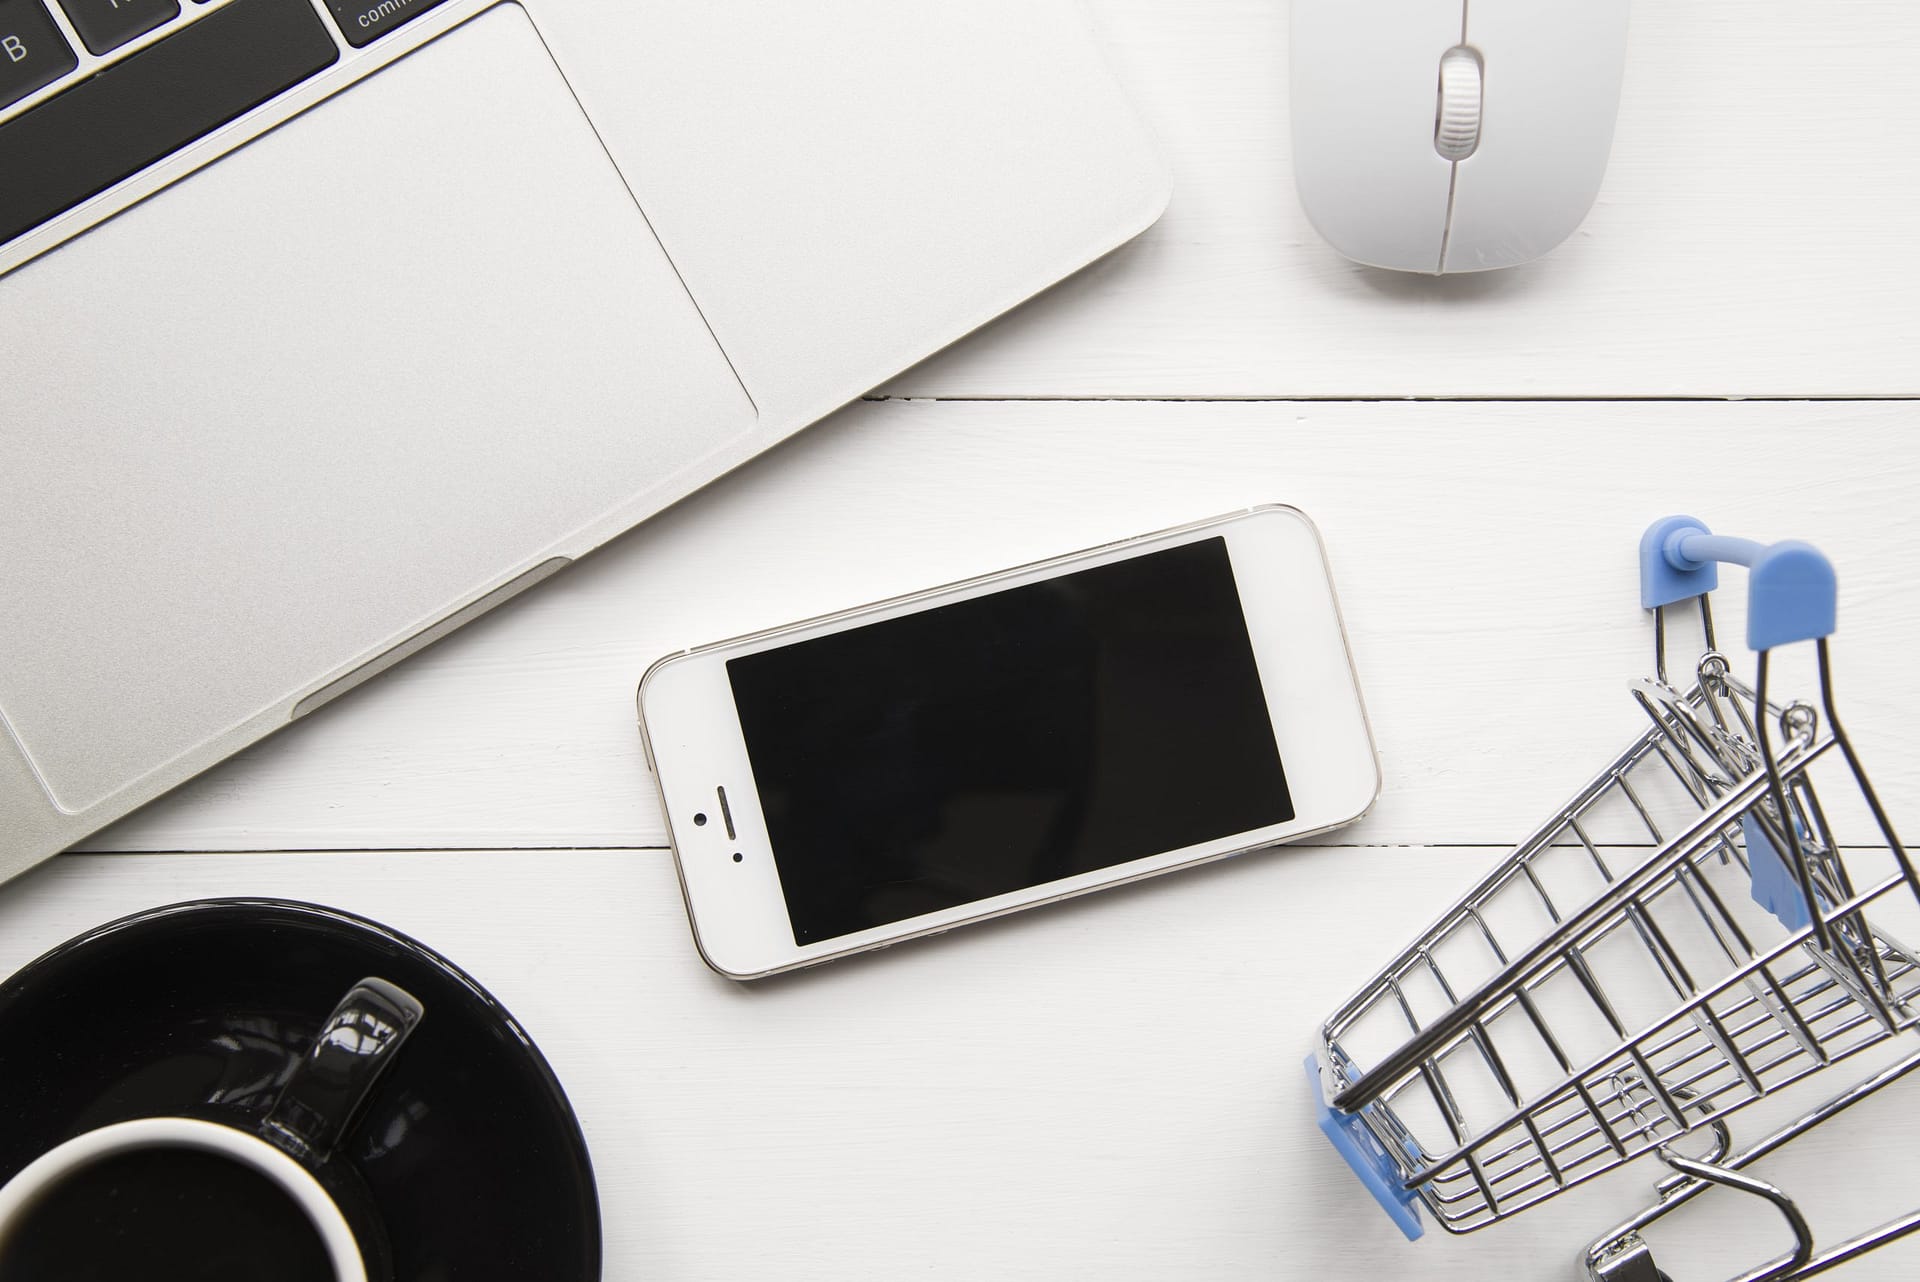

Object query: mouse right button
[1444,0,1630,271]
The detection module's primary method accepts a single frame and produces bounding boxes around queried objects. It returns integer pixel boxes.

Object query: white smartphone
[636,506,1379,979]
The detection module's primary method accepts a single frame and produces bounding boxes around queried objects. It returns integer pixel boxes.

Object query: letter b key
[0,1,77,112]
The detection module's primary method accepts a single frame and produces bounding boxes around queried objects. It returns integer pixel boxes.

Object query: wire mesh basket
[1309,516,1918,1278]
[1583,1036,1920,1281]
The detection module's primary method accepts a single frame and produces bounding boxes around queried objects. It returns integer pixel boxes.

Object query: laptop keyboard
[59,0,178,55]
[0,0,448,248]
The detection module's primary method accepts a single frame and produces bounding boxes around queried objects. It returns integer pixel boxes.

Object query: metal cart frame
[1310,517,1916,1280]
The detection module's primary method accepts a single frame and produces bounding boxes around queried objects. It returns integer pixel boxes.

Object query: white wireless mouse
[1291,0,1629,274]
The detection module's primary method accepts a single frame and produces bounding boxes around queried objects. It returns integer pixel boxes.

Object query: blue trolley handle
[1638,517,1917,959]
[1639,515,1836,654]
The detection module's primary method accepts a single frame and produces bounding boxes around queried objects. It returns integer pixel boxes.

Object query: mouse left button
[1290,0,1461,273]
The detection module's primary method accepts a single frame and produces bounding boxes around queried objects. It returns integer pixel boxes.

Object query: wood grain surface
[87,400,1920,855]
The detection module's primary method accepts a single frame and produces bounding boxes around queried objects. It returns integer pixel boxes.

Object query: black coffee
[0,1145,338,1282]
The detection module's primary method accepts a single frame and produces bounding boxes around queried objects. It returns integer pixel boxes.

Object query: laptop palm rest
[0,3,756,816]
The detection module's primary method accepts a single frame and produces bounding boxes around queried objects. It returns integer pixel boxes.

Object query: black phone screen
[726,536,1293,945]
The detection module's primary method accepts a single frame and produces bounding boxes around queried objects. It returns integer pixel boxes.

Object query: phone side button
[634,650,692,775]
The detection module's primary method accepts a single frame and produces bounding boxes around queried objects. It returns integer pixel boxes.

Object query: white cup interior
[0,1116,366,1282]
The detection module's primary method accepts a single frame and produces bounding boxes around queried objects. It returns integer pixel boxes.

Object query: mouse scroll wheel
[1434,45,1483,161]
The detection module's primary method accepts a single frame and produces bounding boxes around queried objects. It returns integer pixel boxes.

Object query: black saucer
[0,899,601,1280]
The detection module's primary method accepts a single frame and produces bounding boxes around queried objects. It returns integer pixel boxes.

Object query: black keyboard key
[0,0,337,246]
[0,0,75,110]
[58,0,179,55]
[322,0,447,49]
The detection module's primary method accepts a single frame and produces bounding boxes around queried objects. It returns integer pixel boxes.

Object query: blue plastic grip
[1665,531,1765,572]
[1307,1055,1424,1241]
[1639,517,1836,651]
[1640,514,1719,609]
[1743,813,1812,933]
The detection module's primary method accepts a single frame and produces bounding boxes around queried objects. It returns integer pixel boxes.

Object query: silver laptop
[0,0,1167,881]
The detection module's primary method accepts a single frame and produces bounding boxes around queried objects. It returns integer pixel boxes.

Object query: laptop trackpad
[0,3,756,813]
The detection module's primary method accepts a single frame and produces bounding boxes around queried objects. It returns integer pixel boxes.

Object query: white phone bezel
[637,505,1380,979]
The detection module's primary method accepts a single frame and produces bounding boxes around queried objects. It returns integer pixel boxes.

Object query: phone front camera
[693,812,707,827]
[732,852,743,863]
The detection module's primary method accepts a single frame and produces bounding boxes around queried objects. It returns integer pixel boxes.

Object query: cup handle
[262,977,425,1164]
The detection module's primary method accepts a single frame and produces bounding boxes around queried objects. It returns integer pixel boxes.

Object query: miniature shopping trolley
[1310,516,1920,1281]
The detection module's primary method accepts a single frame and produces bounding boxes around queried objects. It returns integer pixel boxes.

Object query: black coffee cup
[0,977,422,1282]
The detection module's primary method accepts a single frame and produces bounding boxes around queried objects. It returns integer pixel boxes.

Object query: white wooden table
[8,3,1920,1277]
